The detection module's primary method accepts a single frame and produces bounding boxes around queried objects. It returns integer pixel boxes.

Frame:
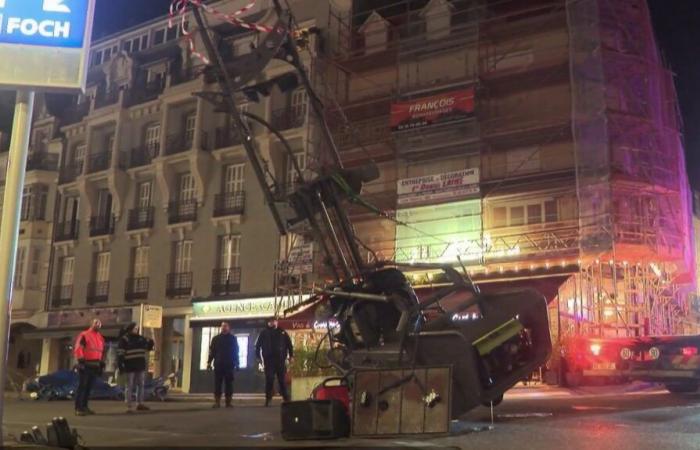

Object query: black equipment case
[281,399,350,440]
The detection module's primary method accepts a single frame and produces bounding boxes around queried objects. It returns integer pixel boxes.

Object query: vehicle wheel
[665,381,699,394]
[481,394,504,408]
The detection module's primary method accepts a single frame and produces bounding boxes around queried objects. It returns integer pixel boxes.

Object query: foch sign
[390,87,475,131]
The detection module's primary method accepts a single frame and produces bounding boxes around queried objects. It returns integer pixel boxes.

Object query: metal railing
[125,277,149,301]
[94,88,120,109]
[87,150,112,173]
[212,127,242,149]
[270,108,305,131]
[128,145,159,168]
[168,199,197,224]
[51,285,73,308]
[211,268,241,296]
[166,272,192,298]
[165,133,194,155]
[58,162,83,183]
[26,152,59,171]
[87,281,109,304]
[126,80,165,106]
[89,215,115,237]
[55,220,79,241]
[127,207,154,230]
[213,191,245,217]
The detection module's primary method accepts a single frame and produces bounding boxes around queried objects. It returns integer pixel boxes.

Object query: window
[510,206,524,226]
[14,247,26,288]
[96,189,112,218]
[219,235,241,269]
[21,187,32,220]
[73,144,86,165]
[173,240,192,274]
[178,173,195,202]
[21,185,48,220]
[287,153,307,185]
[153,29,166,46]
[133,246,150,278]
[527,204,542,225]
[60,257,74,287]
[123,34,148,53]
[184,113,197,144]
[199,327,248,370]
[223,164,244,194]
[62,196,80,223]
[106,134,115,152]
[31,249,41,275]
[145,124,161,155]
[91,50,103,67]
[493,207,507,228]
[166,26,178,42]
[137,181,152,208]
[290,89,308,118]
[95,252,111,282]
[545,200,558,223]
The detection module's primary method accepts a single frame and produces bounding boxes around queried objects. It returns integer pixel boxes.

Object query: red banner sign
[390,87,475,131]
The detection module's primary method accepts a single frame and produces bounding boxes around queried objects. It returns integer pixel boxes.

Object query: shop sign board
[397,168,479,206]
[390,87,475,131]
[0,0,95,90]
[192,297,286,321]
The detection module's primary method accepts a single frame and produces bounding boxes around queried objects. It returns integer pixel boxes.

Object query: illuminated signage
[0,0,95,90]
[397,168,480,206]
[192,297,290,321]
[390,87,475,131]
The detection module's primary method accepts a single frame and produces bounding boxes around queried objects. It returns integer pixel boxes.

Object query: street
[4,384,700,449]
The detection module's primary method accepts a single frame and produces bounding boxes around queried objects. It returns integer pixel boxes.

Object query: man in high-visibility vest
[73,319,105,416]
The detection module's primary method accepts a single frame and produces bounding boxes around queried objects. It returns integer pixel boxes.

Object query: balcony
[62,101,90,126]
[26,152,59,171]
[170,68,199,86]
[126,80,165,107]
[127,145,159,168]
[213,191,245,217]
[87,281,109,304]
[212,127,242,150]
[125,277,149,302]
[87,150,112,173]
[165,133,194,156]
[127,207,154,230]
[211,268,241,296]
[89,215,115,237]
[55,220,79,242]
[166,272,192,298]
[51,285,73,308]
[20,206,45,222]
[271,108,305,131]
[168,199,197,224]
[58,162,83,184]
[93,88,120,109]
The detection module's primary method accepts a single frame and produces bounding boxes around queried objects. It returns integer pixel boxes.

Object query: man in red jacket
[73,319,105,416]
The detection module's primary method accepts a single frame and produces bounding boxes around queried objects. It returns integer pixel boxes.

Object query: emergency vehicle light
[681,347,698,357]
[589,343,602,356]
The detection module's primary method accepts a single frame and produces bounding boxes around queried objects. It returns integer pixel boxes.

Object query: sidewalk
[166,392,281,406]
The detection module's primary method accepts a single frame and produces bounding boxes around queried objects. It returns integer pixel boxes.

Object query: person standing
[255,318,294,406]
[207,322,239,408]
[117,322,155,413]
[73,319,105,416]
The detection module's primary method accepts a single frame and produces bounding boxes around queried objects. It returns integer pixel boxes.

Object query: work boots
[213,398,221,409]
[225,398,233,408]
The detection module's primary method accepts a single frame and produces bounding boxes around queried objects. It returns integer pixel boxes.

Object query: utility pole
[0,90,35,444]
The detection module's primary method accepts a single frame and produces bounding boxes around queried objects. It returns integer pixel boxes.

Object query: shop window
[510,206,524,226]
[199,327,249,370]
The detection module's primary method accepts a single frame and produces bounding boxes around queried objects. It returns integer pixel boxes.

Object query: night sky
[0,0,697,189]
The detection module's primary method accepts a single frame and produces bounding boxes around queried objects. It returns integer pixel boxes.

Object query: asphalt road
[3,384,700,449]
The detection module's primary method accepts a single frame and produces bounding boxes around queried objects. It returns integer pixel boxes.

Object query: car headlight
[648,346,660,360]
[620,347,632,360]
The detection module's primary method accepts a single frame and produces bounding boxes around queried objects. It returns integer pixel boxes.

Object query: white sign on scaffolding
[397,168,480,206]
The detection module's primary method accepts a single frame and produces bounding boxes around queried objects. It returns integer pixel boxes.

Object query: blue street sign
[0,0,89,48]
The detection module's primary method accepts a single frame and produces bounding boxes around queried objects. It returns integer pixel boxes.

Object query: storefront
[189,296,284,394]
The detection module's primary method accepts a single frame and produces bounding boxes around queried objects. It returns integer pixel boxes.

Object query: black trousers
[214,366,234,400]
[264,362,289,401]
[75,366,98,411]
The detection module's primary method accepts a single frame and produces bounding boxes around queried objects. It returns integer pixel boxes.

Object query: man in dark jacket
[117,322,154,413]
[255,318,294,406]
[207,322,239,408]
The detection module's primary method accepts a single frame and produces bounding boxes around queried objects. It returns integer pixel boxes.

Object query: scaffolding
[304,0,696,339]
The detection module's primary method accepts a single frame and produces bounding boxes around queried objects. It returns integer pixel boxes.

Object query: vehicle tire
[665,381,699,394]
[481,394,504,408]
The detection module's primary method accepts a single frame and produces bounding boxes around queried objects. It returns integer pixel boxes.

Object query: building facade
[8,0,696,391]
